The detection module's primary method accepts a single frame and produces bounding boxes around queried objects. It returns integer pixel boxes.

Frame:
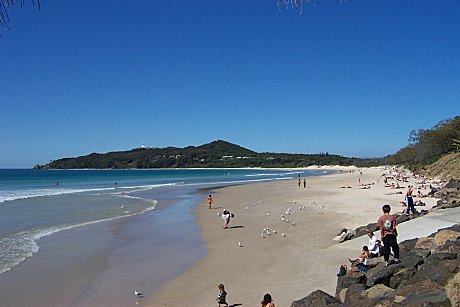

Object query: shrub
[447,271,460,307]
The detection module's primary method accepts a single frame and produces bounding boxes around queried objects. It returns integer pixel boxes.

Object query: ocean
[0,168,328,279]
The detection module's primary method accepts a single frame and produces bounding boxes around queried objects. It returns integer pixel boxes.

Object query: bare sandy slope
[149,167,437,306]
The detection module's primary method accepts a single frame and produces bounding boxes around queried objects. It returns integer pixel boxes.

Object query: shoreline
[149,167,439,306]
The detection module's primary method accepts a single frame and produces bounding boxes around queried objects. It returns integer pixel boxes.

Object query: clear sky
[1,1,459,168]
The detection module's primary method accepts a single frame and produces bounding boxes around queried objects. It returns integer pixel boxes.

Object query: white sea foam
[0,187,116,204]
[0,200,157,275]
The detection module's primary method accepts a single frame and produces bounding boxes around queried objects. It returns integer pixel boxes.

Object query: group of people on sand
[217,284,275,307]
[208,194,235,229]
[347,204,401,272]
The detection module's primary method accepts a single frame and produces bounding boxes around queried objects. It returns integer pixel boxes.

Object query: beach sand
[149,167,438,306]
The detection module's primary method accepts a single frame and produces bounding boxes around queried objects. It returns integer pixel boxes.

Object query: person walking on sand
[405,185,416,214]
[303,179,306,188]
[261,293,275,307]
[216,284,228,307]
[298,178,301,188]
[377,204,400,266]
[208,194,213,209]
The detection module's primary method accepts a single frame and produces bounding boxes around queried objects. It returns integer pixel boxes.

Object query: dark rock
[354,225,369,237]
[342,283,366,303]
[366,222,379,233]
[446,179,460,189]
[335,271,366,299]
[399,238,417,254]
[396,214,410,224]
[290,289,341,307]
[393,279,450,306]
[415,249,431,259]
[405,258,460,286]
[400,253,424,269]
[366,257,384,268]
[425,252,457,262]
[365,263,403,287]
[389,267,416,289]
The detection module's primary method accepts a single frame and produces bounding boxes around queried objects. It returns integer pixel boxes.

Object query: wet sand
[150,167,438,306]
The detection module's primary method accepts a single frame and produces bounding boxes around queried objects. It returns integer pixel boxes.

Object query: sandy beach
[150,167,439,306]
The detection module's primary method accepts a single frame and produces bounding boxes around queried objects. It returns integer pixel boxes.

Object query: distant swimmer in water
[56,181,59,186]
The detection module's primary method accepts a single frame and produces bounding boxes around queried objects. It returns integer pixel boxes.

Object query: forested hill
[35,140,383,169]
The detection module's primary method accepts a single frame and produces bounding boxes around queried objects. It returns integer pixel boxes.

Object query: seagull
[238,241,243,247]
[244,206,249,210]
[217,212,220,216]
[298,206,301,210]
[261,232,265,238]
[281,217,285,221]
[120,205,124,209]
[282,233,286,237]
[286,219,289,223]
[321,204,325,210]
[259,201,263,203]
[293,201,297,204]
[267,212,270,216]
[281,214,284,218]
[292,221,296,226]
[272,230,277,234]
[134,290,143,297]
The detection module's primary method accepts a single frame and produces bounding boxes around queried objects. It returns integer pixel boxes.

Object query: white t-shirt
[368,235,379,255]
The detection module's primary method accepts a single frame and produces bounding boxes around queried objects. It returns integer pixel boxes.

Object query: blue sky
[1,0,459,168]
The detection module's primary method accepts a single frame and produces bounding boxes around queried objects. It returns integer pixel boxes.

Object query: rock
[366,222,379,233]
[393,279,450,306]
[335,271,366,299]
[434,239,460,254]
[446,179,460,189]
[339,231,355,243]
[365,263,403,287]
[395,214,410,224]
[290,289,341,307]
[361,284,395,299]
[406,258,460,287]
[399,238,417,254]
[434,229,460,246]
[366,257,384,268]
[389,267,416,289]
[415,237,436,250]
[343,283,366,303]
[425,252,457,262]
[415,249,431,259]
[354,225,369,237]
[400,253,424,269]
[337,228,348,236]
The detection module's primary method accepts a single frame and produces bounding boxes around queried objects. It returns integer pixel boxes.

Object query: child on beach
[377,204,400,266]
[208,194,213,209]
[216,284,228,307]
[348,246,370,272]
[261,293,275,307]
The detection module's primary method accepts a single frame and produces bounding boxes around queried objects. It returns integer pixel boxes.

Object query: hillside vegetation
[36,140,384,169]
[387,116,460,170]
[422,152,460,181]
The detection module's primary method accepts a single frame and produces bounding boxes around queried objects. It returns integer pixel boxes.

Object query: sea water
[0,168,327,275]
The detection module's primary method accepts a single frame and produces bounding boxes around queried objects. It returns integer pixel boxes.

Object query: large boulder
[399,238,417,254]
[361,284,395,299]
[405,258,460,287]
[395,214,410,224]
[335,271,366,298]
[342,283,366,303]
[400,252,424,269]
[434,229,460,246]
[446,179,460,189]
[415,237,436,250]
[290,290,341,307]
[393,279,450,306]
[389,267,416,289]
[365,263,403,287]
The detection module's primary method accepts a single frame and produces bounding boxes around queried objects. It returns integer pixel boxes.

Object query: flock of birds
[233,200,326,248]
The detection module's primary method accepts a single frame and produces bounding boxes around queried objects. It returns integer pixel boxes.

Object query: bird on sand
[134,290,143,297]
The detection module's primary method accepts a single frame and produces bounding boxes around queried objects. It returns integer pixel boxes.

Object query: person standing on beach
[298,179,301,188]
[208,194,213,209]
[377,205,400,266]
[405,185,415,214]
[303,179,306,188]
[261,293,275,307]
[216,284,228,307]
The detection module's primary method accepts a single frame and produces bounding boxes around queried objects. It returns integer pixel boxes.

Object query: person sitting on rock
[367,231,380,258]
[348,246,370,272]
